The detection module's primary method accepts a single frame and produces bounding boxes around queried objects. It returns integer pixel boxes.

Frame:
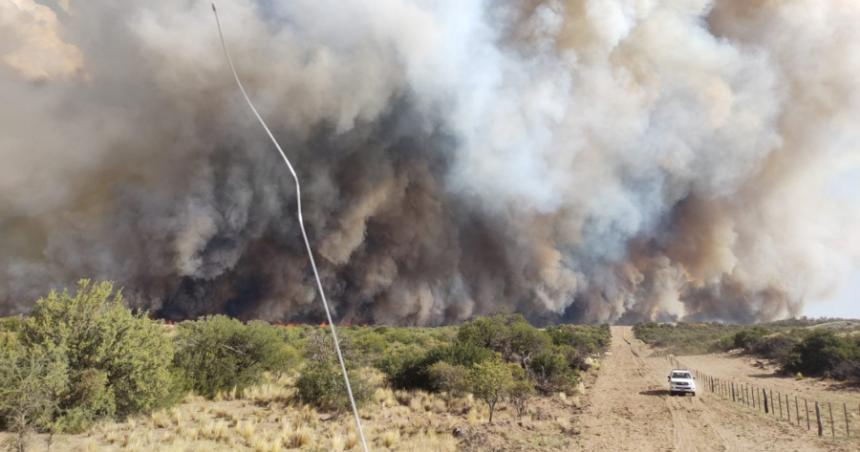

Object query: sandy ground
[679,351,860,425]
[573,326,859,452]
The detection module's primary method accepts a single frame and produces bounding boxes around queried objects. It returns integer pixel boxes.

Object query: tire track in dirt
[626,328,731,452]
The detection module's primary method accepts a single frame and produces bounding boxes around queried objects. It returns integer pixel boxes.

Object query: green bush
[458,314,551,364]
[457,315,514,352]
[634,322,748,354]
[427,361,470,395]
[731,327,767,351]
[19,280,175,430]
[546,324,611,355]
[348,330,388,366]
[748,334,798,361]
[433,342,495,367]
[295,361,373,412]
[508,364,534,417]
[376,344,432,389]
[173,316,295,399]
[0,316,24,333]
[0,342,67,445]
[377,341,494,390]
[528,348,577,393]
[783,331,860,378]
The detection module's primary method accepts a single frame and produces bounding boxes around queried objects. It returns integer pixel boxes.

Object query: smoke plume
[1,0,859,324]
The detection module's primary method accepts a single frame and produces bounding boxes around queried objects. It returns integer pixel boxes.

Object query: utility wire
[210,3,369,451]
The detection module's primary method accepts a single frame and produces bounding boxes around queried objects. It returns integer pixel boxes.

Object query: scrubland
[633,320,860,382]
[0,280,609,451]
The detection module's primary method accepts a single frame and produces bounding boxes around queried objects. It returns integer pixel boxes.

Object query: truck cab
[667,369,696,396]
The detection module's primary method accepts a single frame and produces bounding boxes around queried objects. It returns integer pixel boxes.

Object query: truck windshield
[672,372,691,379]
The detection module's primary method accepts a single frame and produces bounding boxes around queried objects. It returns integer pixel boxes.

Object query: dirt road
[574,326,854,451]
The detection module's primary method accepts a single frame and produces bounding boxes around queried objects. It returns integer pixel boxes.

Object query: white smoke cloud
[0,0,858,324]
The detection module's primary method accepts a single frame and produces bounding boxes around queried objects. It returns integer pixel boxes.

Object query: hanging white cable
[210,3,369,451]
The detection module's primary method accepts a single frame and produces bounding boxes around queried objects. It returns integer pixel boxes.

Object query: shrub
[0,316,24,333]
[783,331,859,378]
[748,334,797,361]
[528,349,577,393]
[731,327,767,351]
[427,362,470,395]
[173,316,294,399]
[546,324,611,355]
[19,279,175,430]
[557,344,588,372]
[457,315,511,351]
[376,345,433,389]
[507,364,534,417]
[458,314,552,365]
[506,320,552,365]
[378,342,494,390]
[295,361,372,411]
[348,330,387,366]
[0,343,66,448]
[434,342,495,367]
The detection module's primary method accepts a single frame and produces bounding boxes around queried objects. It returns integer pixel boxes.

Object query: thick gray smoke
[1,0,859,324]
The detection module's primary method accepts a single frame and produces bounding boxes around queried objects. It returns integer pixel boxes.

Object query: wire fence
[667,356,860,439]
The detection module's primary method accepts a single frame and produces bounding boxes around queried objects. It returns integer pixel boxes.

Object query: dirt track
[574,327,856,451]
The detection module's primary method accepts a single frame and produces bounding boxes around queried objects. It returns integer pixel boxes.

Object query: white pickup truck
[667,369,696,396]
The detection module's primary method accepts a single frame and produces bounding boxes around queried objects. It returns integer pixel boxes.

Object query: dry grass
[2,367,597,451]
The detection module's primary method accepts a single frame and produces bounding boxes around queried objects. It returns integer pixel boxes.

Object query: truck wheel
[692,392,696,397]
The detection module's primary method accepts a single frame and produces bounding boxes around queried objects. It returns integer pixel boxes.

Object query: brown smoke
[1,0,858,324]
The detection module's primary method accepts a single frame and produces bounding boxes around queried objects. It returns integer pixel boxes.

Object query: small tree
[468,360,514,423]
[507,364,533,418]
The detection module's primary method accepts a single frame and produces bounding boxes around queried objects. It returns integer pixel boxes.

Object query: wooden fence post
[752,386,757,410]
[815,401,823,436]
[731,382,736,402]
[805,399,810,431]
[829,403,834,438]
[763,389,769,414]
[778,392,783,419]
[844,403,850,437]
[795,396,800,426]
[786,394,791,423]
[770,390,775,416]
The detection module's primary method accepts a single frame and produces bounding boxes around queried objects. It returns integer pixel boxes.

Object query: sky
[806,169,860,319]
[807,271,860,319]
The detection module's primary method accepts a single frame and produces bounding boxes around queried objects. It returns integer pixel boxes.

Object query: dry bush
[236,420,256,443]
[379,430,400,448]
[283,425,314,448]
